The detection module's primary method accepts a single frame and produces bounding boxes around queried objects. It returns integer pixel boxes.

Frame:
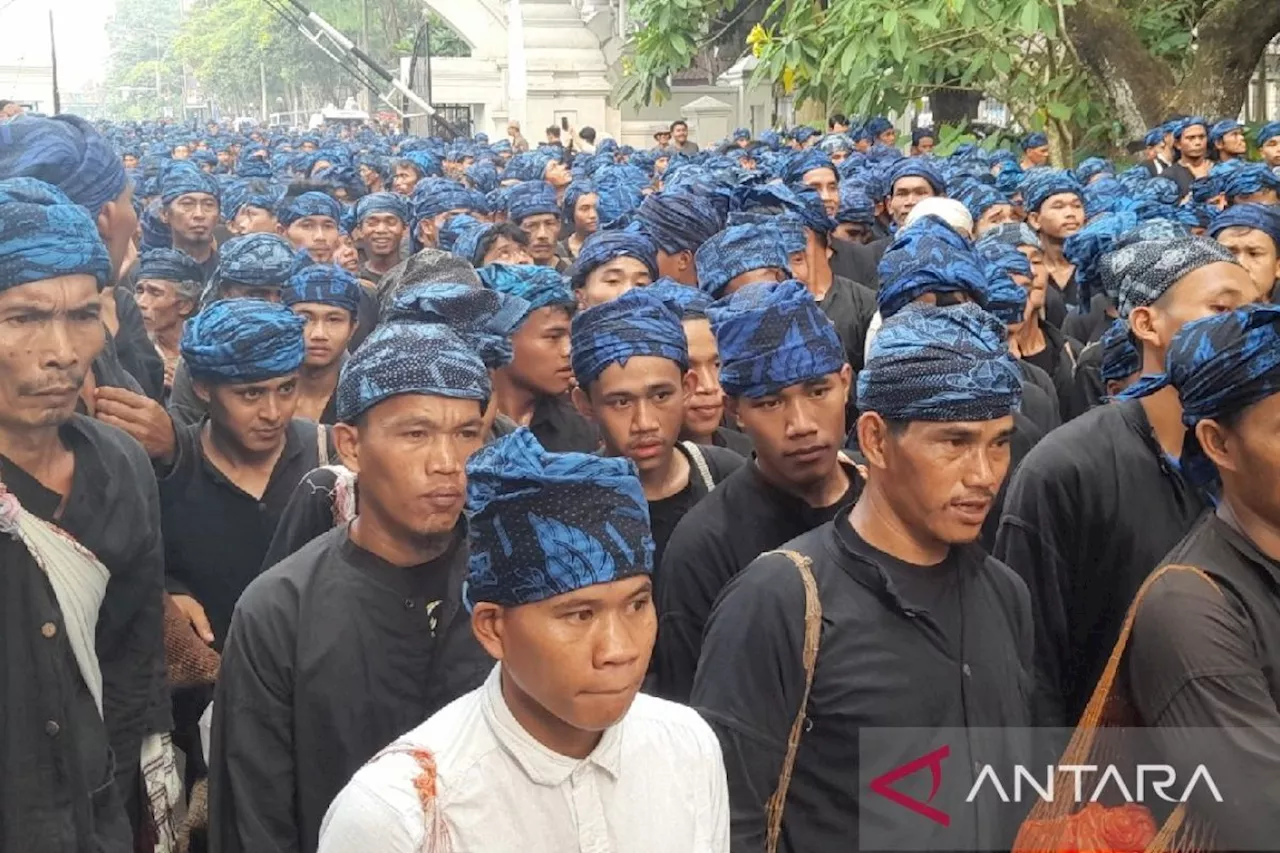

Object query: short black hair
[579,126,597,144]
[670,120,688,132]
[828,113,848,129]
[546,125,562,139]
[473,222,529,266]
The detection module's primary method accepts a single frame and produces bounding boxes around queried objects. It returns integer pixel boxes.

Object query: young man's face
[172,145,191,160]
[1131,263,1256,368]
[1218,129,1248,158]
[135,279,193,336]
[1262,136,1280,168]
[577,356,692,476]
[481,235,533,266]
[578,258,653,310]
[1177,125,1208,160]
[731,367,851,495]
[291,302,356,370]
[392,165,419,195]
[545,161,573,189]
[359,164,383,191]
[361,213,406,259]
[573,193,599,234]
[199,374,299,454]
[915,136,936,155]
[1029,193,1084,240]
[233,205,277,236]
[887,177,936,226]
[518,213,562,265]
[284,215,341,263]
[682,317,724,441]
[877,129,898,147]
[335,394,484,541]
[672,124,688,144]
[832,221,872,245]
[1024,144,1050,166]
[507,307,574,396]
[863,415,1015,547]
[975,204,1017,237]
[803,167,840,217]
[1204,391,1280,524]
[122,153,139,169]
[1214,226,1280,300]
[0,276,103,433]
[164,193,219,246]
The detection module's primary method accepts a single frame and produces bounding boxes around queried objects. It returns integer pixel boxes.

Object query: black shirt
[0,416,169,853]
[1069,338,1107,415]
[648,442,744,569]
[1016,361,1061,436]
[529,394,599,453]
[158,419,326,648]
[818,275,877,373]
[830,235,890,289]
[1126,512,1280,850]
[711,425,753,456]
[208,525,492,853]
[652,459,863,702]
[994,399,1207,726]
[691,514,1033,853]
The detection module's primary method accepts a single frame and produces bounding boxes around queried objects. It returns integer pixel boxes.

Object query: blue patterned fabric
[1083,176,1126,217]
[451,222,494,265]
[1257,122,1280,148]
[561,180,596,223]
[1119,305,1280,491]
[400,150,443,179]
[648,277,712,319]
[835,184,876,225]
[1209,119,1243,146]
[570,287,688,387]
[877,216,988,319]
[223,179,282,219]
[463,428,653,610]
[502,152,553,183]
[278,191,341,226]
[1221,164,1280,203]
[0,177,112,291]
[694,223,792,299]
[411,180,479,219]
[465,161,499,193]
[506,181,560,223]
[1022,169,1083,213]
[139,199,172,252]
[1174,117,1207,140]
[354,191,409,224]
[783,149,837,185]
[180,298,305,383]
[792,127,820,144]
[137,248,203,285]
[1143,128,1165,148]
[977,244,1031,326]
[282,264,362,315]
[885,158,946,198]
[709,280,845,397]
[213,233,297,290]
[438,214,483,253]
[955,184,1009,223]
[733,128,751,142]
[1074,157,1113,185]
[385,282,531,369]
[1101,236,1238,318]
[593,168,648,227]
[1022,132,1048,151]
[1062,210,1140,305]
[160,162,220,205]
[0,115,128,215]
[974,222,1041,252]
[1208,203,1280,250]
[857,302,1022,422]
[635,190,723,254]
[568,230,658,290]
[336,321,491,422]
[478,263,574,312]
[866,117,893,138]
[1099,318,1141,386]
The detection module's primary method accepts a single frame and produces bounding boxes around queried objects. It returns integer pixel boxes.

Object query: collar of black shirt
[0,415,109,522]
[337,519,469,628]
[1210,509,1280,587]
[182,417,312,495]
[744,455,863,524]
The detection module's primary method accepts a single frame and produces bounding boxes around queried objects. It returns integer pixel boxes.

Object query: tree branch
[1167,0,1280,116]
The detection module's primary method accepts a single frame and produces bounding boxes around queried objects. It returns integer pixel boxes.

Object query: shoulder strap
[681,440,716,493]
[316,424,330,467]
[763,549,823,853]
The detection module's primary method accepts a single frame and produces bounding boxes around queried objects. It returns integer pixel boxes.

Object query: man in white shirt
[318,428,730,853]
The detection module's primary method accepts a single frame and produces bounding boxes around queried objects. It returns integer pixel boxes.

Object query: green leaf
[882,8,899,34]
[1046,101,1071,120]
[910,6,941,27]
[1018,0,1039,33]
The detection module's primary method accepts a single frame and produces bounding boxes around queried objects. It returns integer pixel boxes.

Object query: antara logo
[868,745,952,827]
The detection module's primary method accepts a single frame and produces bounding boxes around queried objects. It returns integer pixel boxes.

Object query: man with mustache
[159,163,221,283]
[0,178,168,853]
[353,192,409,282]
[693,304,1032,853]
[282,264,362,425]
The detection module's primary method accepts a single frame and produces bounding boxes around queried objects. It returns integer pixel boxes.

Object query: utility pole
[48,10,60,114]
[260,60,269,123]
[361,0,374,113]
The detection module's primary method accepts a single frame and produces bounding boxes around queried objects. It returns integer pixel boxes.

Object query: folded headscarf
[478,263,574,311]
[1074,157,1113,185]
[647,277,713,319]
[355,191,409,224]
[1021,169,1083,213]
[463,428,652,610]
[694,223,793,299]
[570,287,688,387]
[411,179,479,219]
[635,191,723,255]
[1173,117,1208,140]
[1256,122,1280,149]
[1119,305,1280,491]
[592,168,648,227]
[858,302,1022,422]
[1062,210,1140,305]
[1208,203,1280,251]
[160,162,220,205]
[213,233,297,290]
[505,181,560,222]
[451,222,495,266]
[384,282,531,368]
[282,264,363,315]
[733,128,751,142]
[866,117,893,138]
[974,222,1041,253]
[278,191,342,226]
[1099,318,1141,386]
[955,184,1009,224]
[139,199,172,252]
[783,149,837,185]
[1209,119,1243,146]
[835,185,876,225]
[223,179,282,220]
[438,213,483,253]
[0,115,128,215]
[400,150,442,179]
[0,177,112,292]
[502,152,553,183]
[465,161,499,193]
[1101,235,1239,318]
[709,280,846,397]
[336,321,490,423]
[977,244,1031,326]
[1022,132,1048,151]
[138,248,204,286]
[180,298,305,383]
[885,158,946,198]
[568,230,658,290]
[877,216,988,318]
[1221,164,1280,203]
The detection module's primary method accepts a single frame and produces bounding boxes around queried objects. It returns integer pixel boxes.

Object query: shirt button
[962,663,972,677]
[404,599,414,610]
[45,720,60,737]
[258,503,267,513]
[41,622,57,639]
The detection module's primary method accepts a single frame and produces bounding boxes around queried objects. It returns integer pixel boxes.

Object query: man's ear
[192,380,212,405]
[723,395,743,430]
[470,603,506,660]
[1026,211,1041,231]
[681,369,699,405]
[857,411,893,471]
[159,205,171,226]
[1196,417,1238,477]
[332,422,361,472]
[1128,305,1159,350]
[571,385,594,421]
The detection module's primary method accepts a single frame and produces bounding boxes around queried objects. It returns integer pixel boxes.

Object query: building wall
[0,63,54,113]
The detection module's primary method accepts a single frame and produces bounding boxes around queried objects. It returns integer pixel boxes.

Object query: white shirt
[318,664,730,853]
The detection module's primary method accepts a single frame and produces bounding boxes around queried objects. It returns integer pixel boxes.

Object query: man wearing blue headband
[319,429,730,853]
[996,236,1256,730]
[569,229,658,309]
[159,163,221,280]
[559,180,599,261]
[1211,118,1247,163]
[1258,122,1280,169]
[1020,131,1051,169]
[1174,117,1212,181]
[278,191,343,265]
[506,181,567,271]
[211,315,499,853]
[1116,306,1280,851]
[134,248,203,393]
[654,282,859,702]
[693,303,1030,853]
[570,289,743,568]
[1024,169,1085,306]
[353,192,409,282]
[1210,203,1280,301]
[0,177,168,853]
[283,264,363,424]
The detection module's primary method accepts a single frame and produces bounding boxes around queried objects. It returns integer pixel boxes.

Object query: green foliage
[104,0,187,118]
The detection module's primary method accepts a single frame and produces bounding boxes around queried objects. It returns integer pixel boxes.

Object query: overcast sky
[0,0,116,90]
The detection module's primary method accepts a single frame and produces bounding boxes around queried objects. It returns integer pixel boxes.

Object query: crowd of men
[2,104,1280,853]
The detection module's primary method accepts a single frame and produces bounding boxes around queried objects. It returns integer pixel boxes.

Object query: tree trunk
[1064,0,1171,140]
[930,87,981,125]
[1165,0,1280,118]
